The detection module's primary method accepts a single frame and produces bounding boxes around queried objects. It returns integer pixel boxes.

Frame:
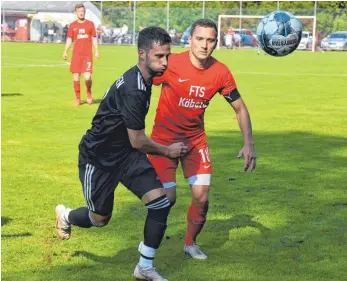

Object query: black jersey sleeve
[120,87,148,130]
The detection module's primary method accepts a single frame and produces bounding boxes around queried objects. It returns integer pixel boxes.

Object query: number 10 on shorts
[199,147,210,163]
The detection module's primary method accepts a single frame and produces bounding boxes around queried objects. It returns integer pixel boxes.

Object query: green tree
[333,14,347,31]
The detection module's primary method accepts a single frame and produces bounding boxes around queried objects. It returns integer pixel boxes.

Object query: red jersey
[151,51,237,143]
[67,20,96,57]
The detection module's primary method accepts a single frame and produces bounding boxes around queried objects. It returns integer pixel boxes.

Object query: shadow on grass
[1,93,23,97]
[79,98,102,105]
[2,232,32,238]
[3,131,347,281]
[1,216,12,226]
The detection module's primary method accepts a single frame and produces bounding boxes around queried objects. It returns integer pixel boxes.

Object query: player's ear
[138,48,146,61]
[213,39,218,50]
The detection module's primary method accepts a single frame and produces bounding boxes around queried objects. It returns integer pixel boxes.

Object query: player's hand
[63,52,68,60]
[237,143,256,172]
[167,142,188,158]
[95,51,99,60]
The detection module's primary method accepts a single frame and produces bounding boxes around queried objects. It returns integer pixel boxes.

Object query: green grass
[1,42,347,281]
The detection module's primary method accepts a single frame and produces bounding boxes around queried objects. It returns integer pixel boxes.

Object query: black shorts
[78,153,163,216]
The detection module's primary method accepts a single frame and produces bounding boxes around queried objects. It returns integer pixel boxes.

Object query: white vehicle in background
[298,31,313,50]
[321,31,347,51]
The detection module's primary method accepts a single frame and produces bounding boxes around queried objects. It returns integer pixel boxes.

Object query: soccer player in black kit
[55,26,188,281]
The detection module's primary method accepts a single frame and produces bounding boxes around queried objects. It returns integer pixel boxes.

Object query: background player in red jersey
[63,3,99,106]
[149,19,256,259]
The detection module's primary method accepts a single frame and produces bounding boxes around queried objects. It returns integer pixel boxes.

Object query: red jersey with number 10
[67,20,96,57]
[151,51,237,143]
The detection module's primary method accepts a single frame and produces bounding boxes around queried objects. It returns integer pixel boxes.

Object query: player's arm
[91,23,99,59]
[220,68,256,171]
[63,26,73,60]
[127,129,187,158]
[122,88,187,158]
[226,93,256,172]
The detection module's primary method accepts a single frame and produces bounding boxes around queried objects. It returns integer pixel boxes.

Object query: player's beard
[146,54,165,77]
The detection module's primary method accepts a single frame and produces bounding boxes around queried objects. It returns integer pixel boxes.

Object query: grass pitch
[1,43,347,281]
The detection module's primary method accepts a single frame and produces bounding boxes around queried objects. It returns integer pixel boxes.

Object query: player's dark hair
[75,3,85,11]
[190,19,218,37]
[138,26,171,50]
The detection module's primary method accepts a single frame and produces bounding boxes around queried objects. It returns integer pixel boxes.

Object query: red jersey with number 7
[151,51,237,143]
[67,20,96,57]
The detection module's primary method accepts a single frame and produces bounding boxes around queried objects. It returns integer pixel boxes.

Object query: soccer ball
[256,11,303,57]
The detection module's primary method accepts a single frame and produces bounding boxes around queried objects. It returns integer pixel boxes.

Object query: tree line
[92,1,347,35]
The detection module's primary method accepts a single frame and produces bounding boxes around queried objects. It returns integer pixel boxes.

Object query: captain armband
[224,88,241,103]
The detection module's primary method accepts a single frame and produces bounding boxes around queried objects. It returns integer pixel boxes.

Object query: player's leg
[72,73,81,106]
[122,155,173,281]
[55,162,118,239]
[83,57,93,104]
[181,145,212,259]
[148,154,178,205]
[70,55,82,106]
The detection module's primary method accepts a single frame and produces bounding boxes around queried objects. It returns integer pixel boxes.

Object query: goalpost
[217,15,317,52]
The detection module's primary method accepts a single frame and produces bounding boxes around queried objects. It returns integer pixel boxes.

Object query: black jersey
[79,65,152,169]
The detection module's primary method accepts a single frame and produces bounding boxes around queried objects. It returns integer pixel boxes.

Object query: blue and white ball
[257,11,303,57]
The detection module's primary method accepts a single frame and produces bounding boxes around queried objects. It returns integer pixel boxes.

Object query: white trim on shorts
[162,181,176,189]
[187,174,211,186]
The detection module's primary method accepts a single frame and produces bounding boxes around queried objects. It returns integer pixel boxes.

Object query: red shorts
[148,140,212,188]
[70,55,93,73]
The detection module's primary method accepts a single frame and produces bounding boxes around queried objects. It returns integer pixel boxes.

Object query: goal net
[217,15,317,52]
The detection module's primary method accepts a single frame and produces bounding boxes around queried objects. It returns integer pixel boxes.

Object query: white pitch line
[2,56,69,64]
[235,71,347,77]
[2,58,346,77]
[2,62,69,68]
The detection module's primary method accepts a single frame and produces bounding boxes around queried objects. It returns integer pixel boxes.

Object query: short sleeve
[121,87,148,130]
[91,22,96,37]
[67,24,73,38]
[219,66,237,96]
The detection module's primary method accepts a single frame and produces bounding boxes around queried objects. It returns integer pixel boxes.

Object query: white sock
[62,210,71,224]
[138,241,156,269]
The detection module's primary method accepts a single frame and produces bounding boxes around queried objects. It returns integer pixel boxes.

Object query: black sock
[144,196,171,249]
[68,207,93,228]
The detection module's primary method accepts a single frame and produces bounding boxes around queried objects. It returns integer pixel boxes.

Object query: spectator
[62,24,68,42]
[43,24,49,42]
[52,23,59,42]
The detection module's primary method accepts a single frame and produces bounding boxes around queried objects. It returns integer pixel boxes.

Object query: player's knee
[96,216,111,227]
[73,73,80,81]
[193,192,209,207]
[146,195,171,224]
[84,73,91,80]
[89,212,112,227]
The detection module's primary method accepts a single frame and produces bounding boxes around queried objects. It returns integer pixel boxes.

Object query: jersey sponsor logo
[73,28,78,31]
[178,78,190,82]
[204,164,211,169]
[189,85,205,97]
[77,34,89,39]
[178,97,209,108]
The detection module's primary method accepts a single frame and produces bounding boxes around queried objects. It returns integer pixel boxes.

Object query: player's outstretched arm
[127,128,188,158]
[63,38,72,60]
[227,97,256,171]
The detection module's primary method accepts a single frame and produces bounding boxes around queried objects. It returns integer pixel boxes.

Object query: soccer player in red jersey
[63,3,99,106]
[149,19,257,259]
